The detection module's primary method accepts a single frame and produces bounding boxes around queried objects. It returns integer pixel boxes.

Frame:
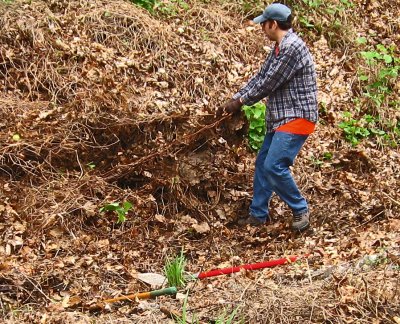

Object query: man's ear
[268,20,276,29]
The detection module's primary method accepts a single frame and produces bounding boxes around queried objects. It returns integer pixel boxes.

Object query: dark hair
[277,14,292,30]
[267,14,292,31]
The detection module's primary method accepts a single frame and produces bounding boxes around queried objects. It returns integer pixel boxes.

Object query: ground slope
[0,0,399,323]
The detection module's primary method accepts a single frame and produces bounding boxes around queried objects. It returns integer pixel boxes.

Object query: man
[218,3,318,231]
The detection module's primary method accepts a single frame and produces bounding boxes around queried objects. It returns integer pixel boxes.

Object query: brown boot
[292,211,310,232]
[237,215,266,227]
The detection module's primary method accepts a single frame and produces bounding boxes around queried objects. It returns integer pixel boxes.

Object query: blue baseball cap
[253,3,291,24]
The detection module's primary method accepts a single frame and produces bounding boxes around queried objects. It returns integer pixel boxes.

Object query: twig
[354,210,385,228]
[20,273,52,302]
[381,192,400,206]
[361,275,369,302]
[76,150,84,180]
[306,258,313,285]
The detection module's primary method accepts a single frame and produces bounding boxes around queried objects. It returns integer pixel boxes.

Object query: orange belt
[276,118,315,135]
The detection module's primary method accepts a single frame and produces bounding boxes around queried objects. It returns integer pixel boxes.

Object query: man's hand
[216,98,243,117]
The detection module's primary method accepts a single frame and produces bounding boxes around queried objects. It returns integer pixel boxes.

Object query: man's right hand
[216,98,243,118]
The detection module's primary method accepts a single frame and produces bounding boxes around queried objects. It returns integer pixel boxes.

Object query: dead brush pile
[0,0,261,315]
[0,0,399,322]
[0,0,258,213]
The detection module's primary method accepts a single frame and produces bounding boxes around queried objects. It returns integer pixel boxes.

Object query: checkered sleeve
[232,52,273,100]
[232,70,263,100]
[239,46,301,106]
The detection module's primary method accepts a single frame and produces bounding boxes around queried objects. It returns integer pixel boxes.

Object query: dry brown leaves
[0,0,399,323]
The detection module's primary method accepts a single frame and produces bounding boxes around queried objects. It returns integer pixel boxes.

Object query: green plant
[155,0,189,16]
[300,0,353,13]
[309,152,333,168]
[338,112,369,146]
[363,254,389,267]
[164,250,187,288]
[291,0,354,48]
[338,112,387,146]
[358,44,399,110]
[87,162,96,170]
[174,293,241,324]
[350,42,400,146]
[214,306,241,324]
[299,16,314,29]
[173,291,199,324]
[99,201,133,223]
[130,0,155,11]
[242,102,266,151]
[302,0,322,8]
[235,0,264,15]
[310,155,324,167]
[356,37,367,45]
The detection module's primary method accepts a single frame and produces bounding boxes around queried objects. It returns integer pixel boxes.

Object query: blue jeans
[250,131,309,221]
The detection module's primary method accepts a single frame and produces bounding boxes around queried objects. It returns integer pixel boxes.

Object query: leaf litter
[0,0,399,323]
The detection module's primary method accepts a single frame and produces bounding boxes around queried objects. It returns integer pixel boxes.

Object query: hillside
[0,0,399,323]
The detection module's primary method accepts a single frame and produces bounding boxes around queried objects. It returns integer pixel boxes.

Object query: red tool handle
[197,256,299,279]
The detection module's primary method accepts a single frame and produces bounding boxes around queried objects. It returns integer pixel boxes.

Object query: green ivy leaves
[242,102,266,151]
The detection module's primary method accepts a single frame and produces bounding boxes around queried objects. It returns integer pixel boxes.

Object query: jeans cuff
[293,208,308,216]
[250,214,270,222]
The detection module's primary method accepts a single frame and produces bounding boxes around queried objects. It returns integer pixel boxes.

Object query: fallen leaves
[192,222,210,234]
[135,273,167,288]
[0,0,399,323]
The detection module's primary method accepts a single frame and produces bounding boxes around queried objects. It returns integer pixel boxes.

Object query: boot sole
[237,221,265,227]
[292,222,310,232]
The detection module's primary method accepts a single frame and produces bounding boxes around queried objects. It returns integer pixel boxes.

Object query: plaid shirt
[233,29,318,132]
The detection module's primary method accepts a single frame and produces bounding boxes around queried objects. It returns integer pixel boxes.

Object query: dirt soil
[0,0,399,323]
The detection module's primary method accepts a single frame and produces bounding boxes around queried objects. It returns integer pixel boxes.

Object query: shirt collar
[277,28,293,47]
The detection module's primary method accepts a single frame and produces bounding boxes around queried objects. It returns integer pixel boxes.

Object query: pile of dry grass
[0,0,257,217]
[0,0,399,323]
[0,0,258,111]
[0,1,258,317]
